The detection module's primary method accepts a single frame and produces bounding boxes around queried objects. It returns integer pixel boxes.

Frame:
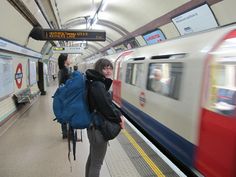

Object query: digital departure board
[30,27,106,41]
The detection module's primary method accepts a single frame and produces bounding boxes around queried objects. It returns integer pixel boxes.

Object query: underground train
[82,23,236,177]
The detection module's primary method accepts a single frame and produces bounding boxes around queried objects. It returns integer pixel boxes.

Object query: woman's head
[58,54,70,69]
[94,58,113,79]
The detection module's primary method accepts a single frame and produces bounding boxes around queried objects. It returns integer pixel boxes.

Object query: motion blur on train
[80,24,236,177]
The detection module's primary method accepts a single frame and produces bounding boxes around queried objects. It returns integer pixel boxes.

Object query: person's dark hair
[94,58,113,74]
[58,54,68,70]
[73,65,78,71]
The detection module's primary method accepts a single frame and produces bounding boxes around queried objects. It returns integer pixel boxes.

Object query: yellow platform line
[122,129,166,177]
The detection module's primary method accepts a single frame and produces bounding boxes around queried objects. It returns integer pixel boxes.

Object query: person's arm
[91,81,121,123]
[59,68,71,84]
[119,115,125,129]
[64,68,71,81]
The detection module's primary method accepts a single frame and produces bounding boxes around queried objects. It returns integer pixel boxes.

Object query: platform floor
[0,82,184,177]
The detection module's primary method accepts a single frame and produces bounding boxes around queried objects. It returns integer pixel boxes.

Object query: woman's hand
[120,115,125,129]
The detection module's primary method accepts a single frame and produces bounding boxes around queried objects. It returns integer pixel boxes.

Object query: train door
[113,51,133,106]
[196,30,236,177]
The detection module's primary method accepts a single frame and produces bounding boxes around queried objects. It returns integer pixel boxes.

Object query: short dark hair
[73,65,78,71]
[58,54,68,70]
[94,58,113,74]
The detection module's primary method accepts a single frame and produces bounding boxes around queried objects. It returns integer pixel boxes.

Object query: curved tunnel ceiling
[35,0,226,60]
[63,18,129,37]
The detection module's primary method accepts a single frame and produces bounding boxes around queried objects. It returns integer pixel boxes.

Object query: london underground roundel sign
[139,91,146,107]
[15,63,23,89]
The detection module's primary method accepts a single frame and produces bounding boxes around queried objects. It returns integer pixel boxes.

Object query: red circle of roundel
[139,91,146,107]
[15,63,23,89]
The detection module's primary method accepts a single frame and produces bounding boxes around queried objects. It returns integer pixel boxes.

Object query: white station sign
[52,46,83,54]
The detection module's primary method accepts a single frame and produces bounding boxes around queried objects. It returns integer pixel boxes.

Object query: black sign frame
[30,27,106,41]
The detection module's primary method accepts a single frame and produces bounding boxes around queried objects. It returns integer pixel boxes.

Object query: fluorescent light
[91,13,98,27]
[101,0,108,11]
[93,17,98,25]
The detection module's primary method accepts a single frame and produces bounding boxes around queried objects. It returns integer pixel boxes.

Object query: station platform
[0,83,186,177]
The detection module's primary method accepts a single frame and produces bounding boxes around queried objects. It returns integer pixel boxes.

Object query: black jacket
[86,69,121,123]
[58,67,70,86]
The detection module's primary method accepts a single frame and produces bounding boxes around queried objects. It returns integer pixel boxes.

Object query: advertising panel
[172,4,218,35]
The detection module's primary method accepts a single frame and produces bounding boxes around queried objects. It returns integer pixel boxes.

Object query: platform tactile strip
[116,123,181,177]
[105,136,141,177]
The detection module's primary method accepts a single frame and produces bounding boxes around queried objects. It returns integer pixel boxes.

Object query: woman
[58,53,71,139]
[85,58,125,177]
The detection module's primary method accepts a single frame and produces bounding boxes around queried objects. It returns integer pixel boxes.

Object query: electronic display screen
[30,27,106,41]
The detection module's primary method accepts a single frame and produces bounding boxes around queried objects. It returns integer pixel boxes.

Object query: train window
[125,63,132,84]
[119,65,122,80]
[147,62,183,99]
[206,61,236,117]
[204,30,236,117]
[125,63,144,87]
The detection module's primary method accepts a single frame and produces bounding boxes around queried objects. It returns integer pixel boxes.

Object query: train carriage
[82,24,236,177]
[111,24,236,177]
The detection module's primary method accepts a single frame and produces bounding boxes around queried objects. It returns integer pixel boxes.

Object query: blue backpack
[52,71,92,129]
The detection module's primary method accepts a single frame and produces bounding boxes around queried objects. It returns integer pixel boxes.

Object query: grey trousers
[86,128,108,177]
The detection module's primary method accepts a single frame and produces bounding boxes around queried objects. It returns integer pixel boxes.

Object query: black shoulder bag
[92,112,121,141]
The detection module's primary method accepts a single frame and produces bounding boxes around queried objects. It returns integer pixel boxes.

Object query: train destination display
[30,27,106,41]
